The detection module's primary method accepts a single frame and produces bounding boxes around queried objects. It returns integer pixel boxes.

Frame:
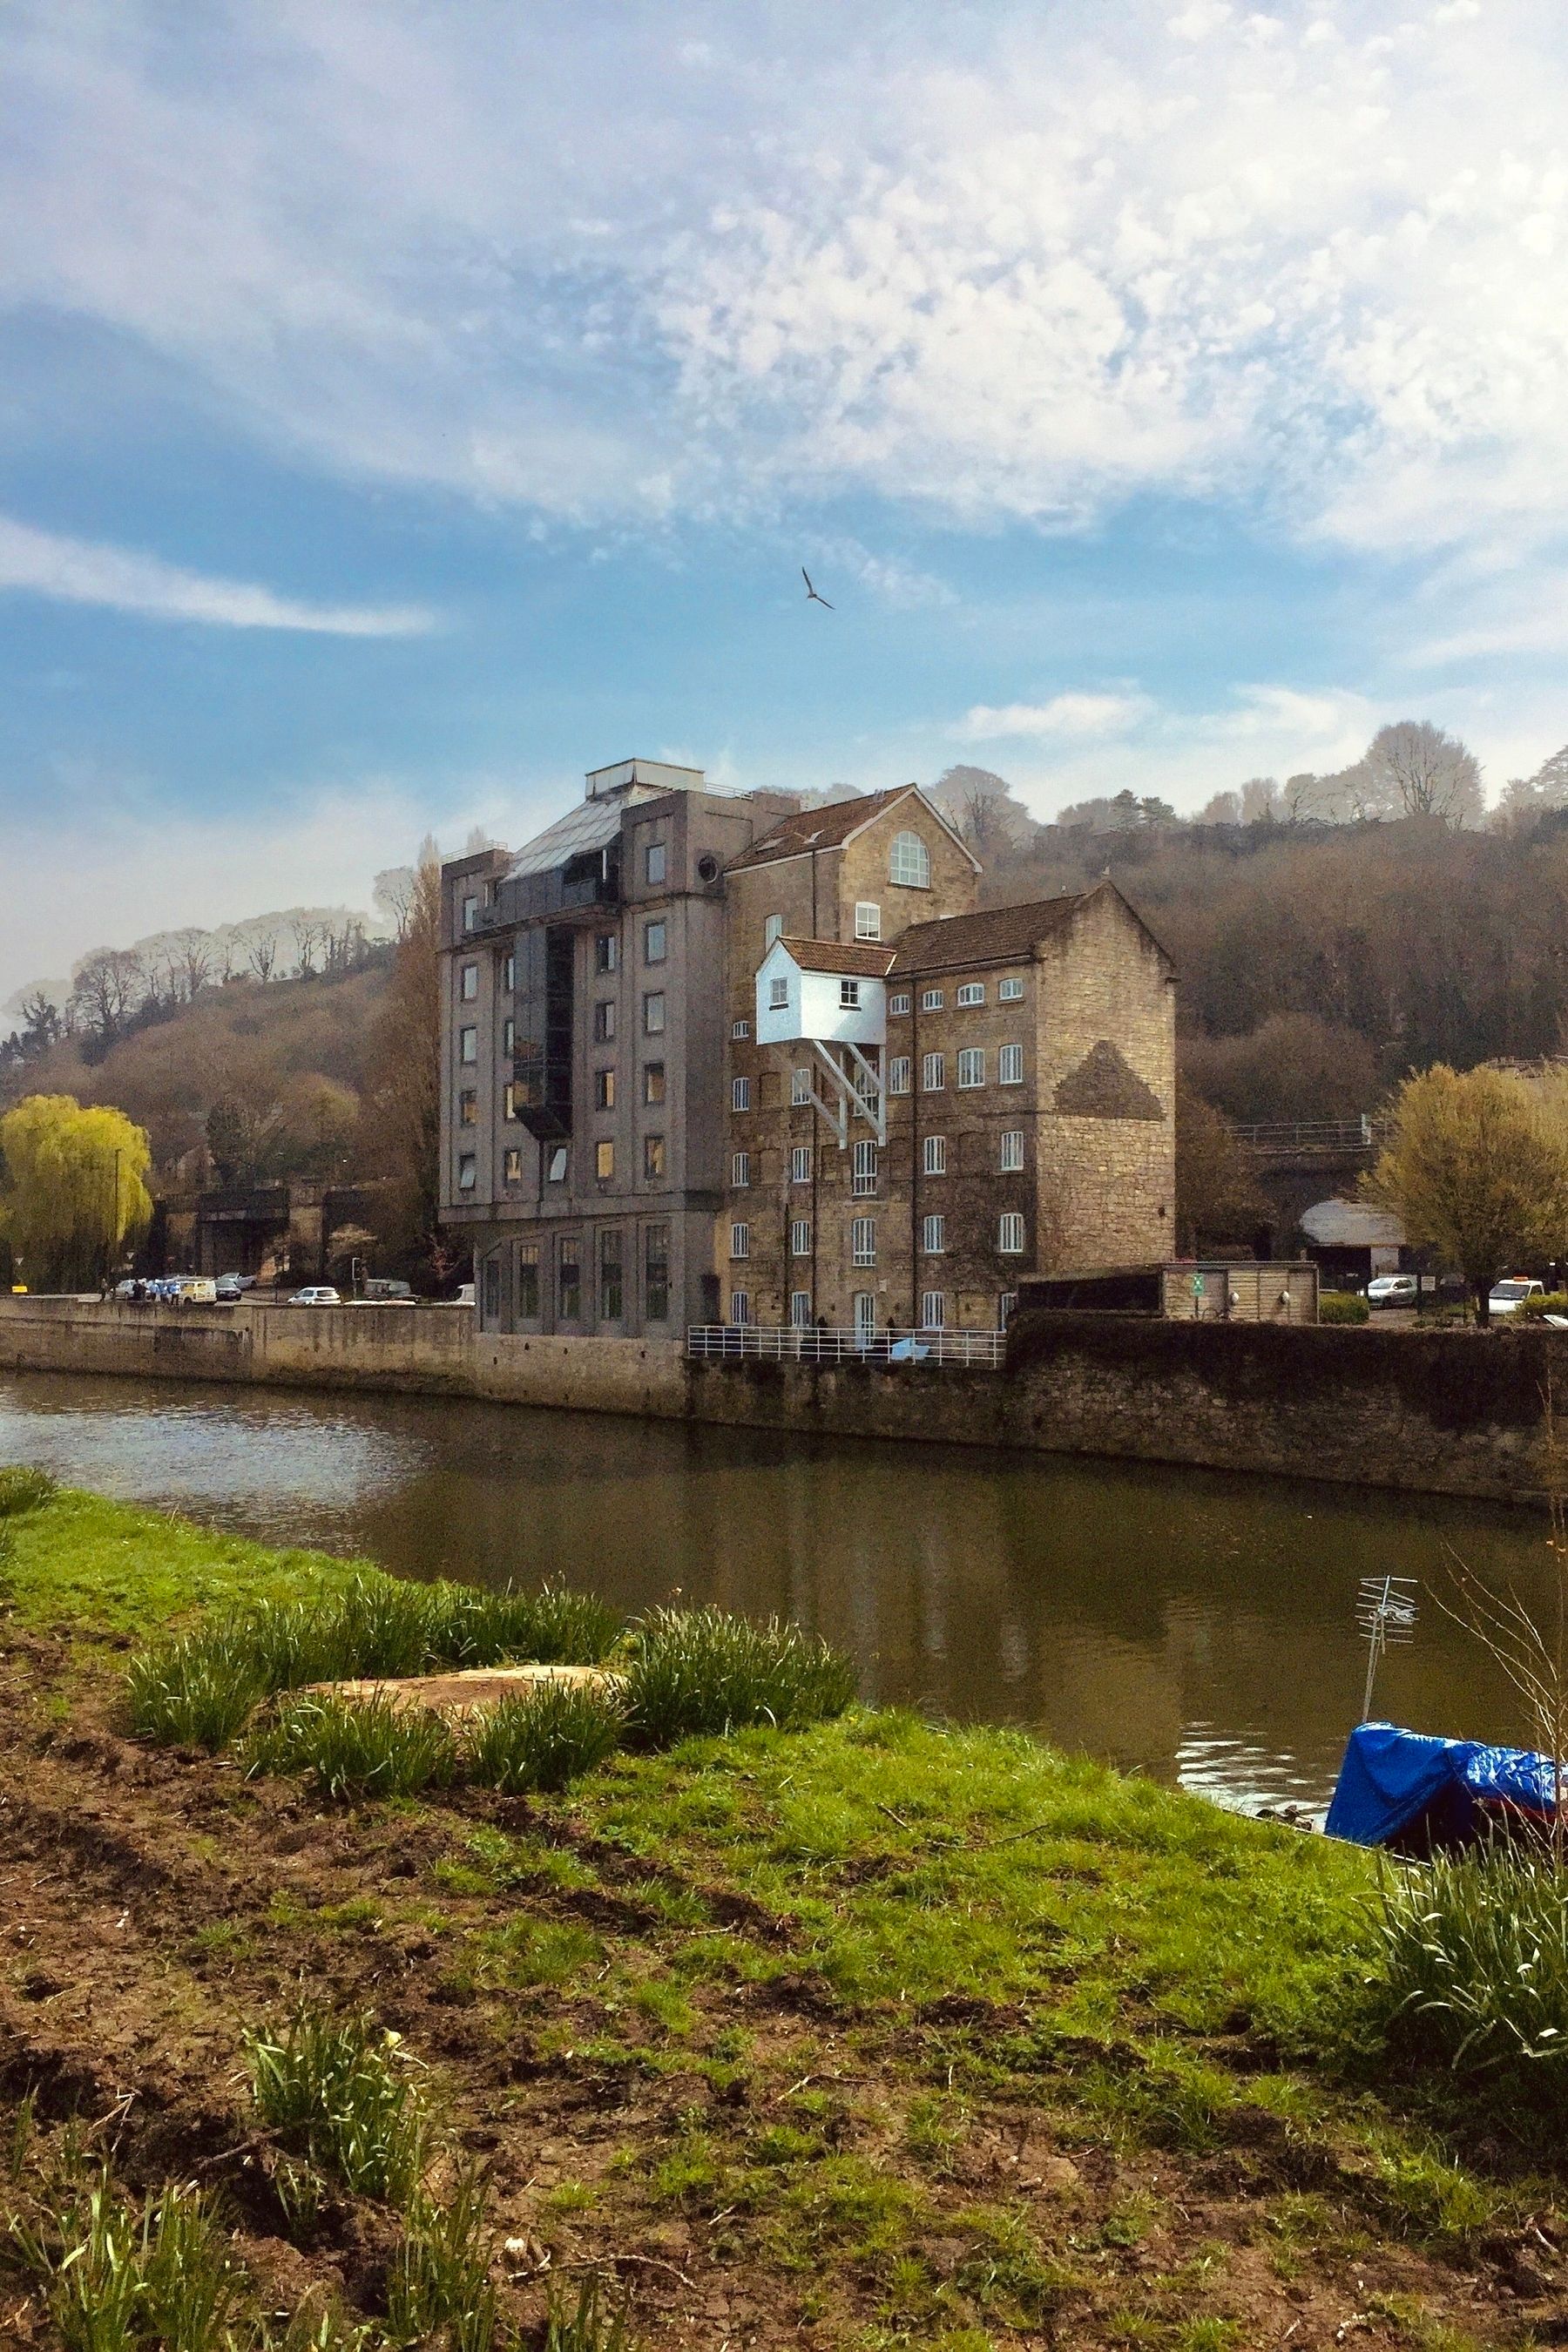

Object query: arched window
[889,830,930,889]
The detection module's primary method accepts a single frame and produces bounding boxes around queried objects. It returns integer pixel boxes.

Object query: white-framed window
[920,1289,946,1329]
[999,1290,1019,1327]
[643,991,666,1036]
[889,830,931,889]
[922,1051,945,1092]
[998,1213,1026,1255]
[732,1017,750,1039]
[458,1026,477,1064]
[888,1057,911,1094]
[923,1134,947,1176]
[889,990,911,1016]
[764,913,783,948]
[920,987,943,1012]
[730,1288,751,1325]
[769,976,790,1009]
[854,1291,877,1338]
[733,1151,751,1188]
[851,1216,876,1267]
[791,1146,812,1183]
[457,1152,476,1193]
[732,1076,751,1112]
[852,1140,877,1197]
[999,1043,1024,1085]
[645,840,666,885]
[790,1291,813,1329]
[922,1213,946,1254]
[854,902,882,942]
[730,1221,750,1260]
[791,1065,812,1105]
[1000,1129,1024,1172]
[956,982,984,1007]
[840,977,861,1009]
[957,1047,984,1089]
[460,962,479,1001]
[999,977,1024,1002]
[791,1219,812,1257]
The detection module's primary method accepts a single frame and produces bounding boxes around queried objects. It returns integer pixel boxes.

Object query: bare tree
[247,929,279,983]
[174,929,213,1001]
[1366,720,1484,826]
[372,866,416,942]
[68,948,143,1045]
[289,915,325,977]
[1238,776,1280,823]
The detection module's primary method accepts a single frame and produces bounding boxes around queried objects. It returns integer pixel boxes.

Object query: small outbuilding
[1298,1197,1407,1287]
[1017,1260,1319,1324]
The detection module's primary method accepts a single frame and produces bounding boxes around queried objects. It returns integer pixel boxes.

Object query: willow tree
[0,1094,152,1291]
[1365,1064,1568,1323]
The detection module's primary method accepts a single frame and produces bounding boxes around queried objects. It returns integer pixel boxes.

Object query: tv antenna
[1357,1575,1418,1721]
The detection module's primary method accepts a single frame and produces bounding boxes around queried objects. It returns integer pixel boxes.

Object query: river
[0,1367,1553,1818]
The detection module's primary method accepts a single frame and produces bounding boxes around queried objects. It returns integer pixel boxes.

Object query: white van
[167,1276,218,1305]
[1489,1278,1545,1320]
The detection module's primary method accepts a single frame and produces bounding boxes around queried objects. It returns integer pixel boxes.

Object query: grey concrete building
[439,760,791,1335]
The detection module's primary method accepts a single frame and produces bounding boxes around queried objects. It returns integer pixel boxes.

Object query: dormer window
[889,831,930,889]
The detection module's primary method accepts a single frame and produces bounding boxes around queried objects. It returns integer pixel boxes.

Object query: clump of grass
[12,2168,245,2352]
[242,1693,457,1801]
[623,1606,855,1744]
[0,1463,57,1516]
[1375,1841,1568,2074]
[125,1630,266,1751]
[243,2008,429,2206]
[544,2275,633,2352]
[465,1680,625,1794]
[387,2166,498,2352]
[429,1578,623,1668]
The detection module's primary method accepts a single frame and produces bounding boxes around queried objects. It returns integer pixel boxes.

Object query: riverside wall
[0,1295,1562,1503]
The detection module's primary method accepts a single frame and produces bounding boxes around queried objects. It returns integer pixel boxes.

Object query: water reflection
[0,1369,1551,1815]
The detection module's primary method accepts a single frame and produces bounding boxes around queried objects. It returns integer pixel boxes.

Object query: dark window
[593,1000,616,1043]
[458,1090,477,1127]
[482,1255,502,1321]
[645,918,666,964]
[645,841,666,886]
[645,1222,670,1322]
[643,991,666,1035]
[517,1243,540,1321]
[503,1146,523,1184]
[558,1238,582,1322]
[546,1144,569,1183]
[595,1068,616,1110]
[643,1063,666,1105]
[595,933,618,974]
[599,1228,624,1322]
[644,1134,666,1180]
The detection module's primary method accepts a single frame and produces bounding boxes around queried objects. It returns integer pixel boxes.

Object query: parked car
[361,1277,416,1303]
[214,1274,256,1301]
[1489,1278,1546,1319]
[1366,1274,1419,1309]
[287,1286,342,1308]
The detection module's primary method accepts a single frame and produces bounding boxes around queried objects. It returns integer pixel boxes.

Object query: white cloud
[955,692,1152,740]
[0,515,435,635]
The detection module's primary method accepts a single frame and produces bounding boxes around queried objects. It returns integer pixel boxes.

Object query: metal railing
[687,1325,1005,1369]
[1233,1117,1377,1153]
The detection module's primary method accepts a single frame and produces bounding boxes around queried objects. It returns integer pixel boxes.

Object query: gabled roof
[774,937,897,978]
[889,894,1085,976]
[727,784,978,873]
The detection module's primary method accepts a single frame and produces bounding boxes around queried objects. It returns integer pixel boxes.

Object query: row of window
[463,1061,670,1118]
[457,1132,671,1193]
[731,1046,1024,1110]
[481,1222,672,1326]
[889,977,1025,1014]
[591,992,668,1043]
[727,1288,1021,1330]
[730,1213,1024,1261]
[731,1131,1024,1186]
[462,918,672,1008]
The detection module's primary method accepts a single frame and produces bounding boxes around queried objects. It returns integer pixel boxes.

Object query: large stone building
[440,764,1176,1337]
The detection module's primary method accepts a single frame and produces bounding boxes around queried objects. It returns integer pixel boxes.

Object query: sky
[4,0,1568,1007]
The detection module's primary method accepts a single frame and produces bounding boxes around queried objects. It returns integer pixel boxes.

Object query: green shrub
[428,1578,622,1668]
[1375,1842,1568,2074]
[1319,1292,1369,1326]
[0,1464,57,1517]
[125,1631,266,1752]
[243,2008,430,2206]
[1517,1292,1568,1321]
[243,1692,458,1801]
[465,1680,625,1793]
[624,1606,856,1744]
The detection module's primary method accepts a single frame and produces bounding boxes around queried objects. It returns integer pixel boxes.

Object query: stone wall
[2,1295,1563,1504]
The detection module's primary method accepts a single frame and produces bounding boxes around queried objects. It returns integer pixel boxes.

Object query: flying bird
[801,568,834,610]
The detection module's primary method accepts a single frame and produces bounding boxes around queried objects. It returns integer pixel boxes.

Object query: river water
[0,1369,1553,1817]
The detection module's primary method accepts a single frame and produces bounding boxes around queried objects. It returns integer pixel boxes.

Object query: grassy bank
[1,1481,1565,2349]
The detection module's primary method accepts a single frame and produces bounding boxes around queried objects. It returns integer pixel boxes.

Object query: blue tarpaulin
[1326,1721,1563,1851]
